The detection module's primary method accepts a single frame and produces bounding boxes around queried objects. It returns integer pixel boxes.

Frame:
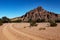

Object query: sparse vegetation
[24,27,26,28]
[0,19,3,26]
[49,20,57,27]
[39,28,46,30]
[36,19,41,22]
[0,16,11,26]
[28,19,37,27]
[11,20,22,23]
[30,21,37,26]
[1,16,11,23]
[36,19,45,22]
[55,19,60,23]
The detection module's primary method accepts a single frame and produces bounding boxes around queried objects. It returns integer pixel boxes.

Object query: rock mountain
[11,6,60,22]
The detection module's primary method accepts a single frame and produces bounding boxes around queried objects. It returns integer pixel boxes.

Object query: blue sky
[0,0,60,18]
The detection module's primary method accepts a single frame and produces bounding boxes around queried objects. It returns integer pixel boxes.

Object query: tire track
[2,24,19,40]
[9,24,46,40]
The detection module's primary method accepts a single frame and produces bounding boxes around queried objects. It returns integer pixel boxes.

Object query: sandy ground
[0,23,60,40]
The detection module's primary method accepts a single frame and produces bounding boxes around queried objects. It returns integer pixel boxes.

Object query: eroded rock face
[20,6,59,22]
[11,6,60,22]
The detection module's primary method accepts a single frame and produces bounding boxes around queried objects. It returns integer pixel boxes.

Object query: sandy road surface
[0,23,60,40]
[11,23,60,40]
[9,24,46,40]
[2,24,19,40]
[1,23,46,40]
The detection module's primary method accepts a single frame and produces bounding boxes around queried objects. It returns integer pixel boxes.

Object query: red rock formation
[20,6,59,22]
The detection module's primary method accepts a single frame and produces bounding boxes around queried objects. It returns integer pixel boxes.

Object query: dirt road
[1,23,46,40]
[0,23,60,40]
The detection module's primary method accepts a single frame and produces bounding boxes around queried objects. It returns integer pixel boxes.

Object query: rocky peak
[37,6,43,10]
[20,6,59,22]
[11,6,59,22]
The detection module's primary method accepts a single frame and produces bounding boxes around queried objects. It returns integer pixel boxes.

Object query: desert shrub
[1,16,11,23]
[24,27,26,28]
[49,20,57,27]
[30,21,37,26]
[28,19,37,27]
[39,28,46,30]
[36,19,45,22]
[28,19,32,22]
[36,19,41,22]
[41,19,45,22]
[55,19,60,23]
[0,19,3,26]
